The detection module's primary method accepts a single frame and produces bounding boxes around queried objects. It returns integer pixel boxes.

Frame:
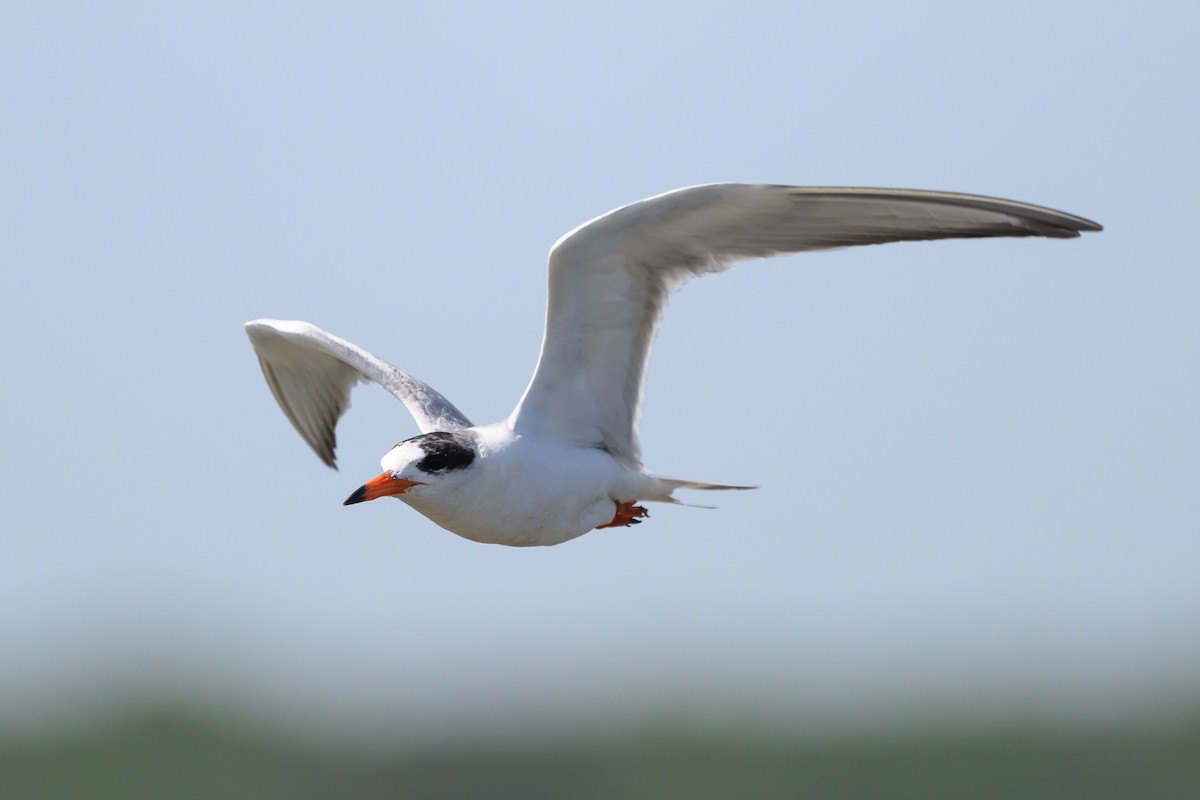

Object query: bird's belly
[413,495,614,546]
[404,444,633,546]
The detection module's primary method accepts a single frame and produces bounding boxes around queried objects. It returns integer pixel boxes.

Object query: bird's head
[343,431,478,506]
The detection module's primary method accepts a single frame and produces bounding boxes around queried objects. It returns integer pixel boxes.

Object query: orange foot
[597,500,649,529]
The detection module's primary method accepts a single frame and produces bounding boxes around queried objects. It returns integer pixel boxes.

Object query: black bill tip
[343,485,368,506]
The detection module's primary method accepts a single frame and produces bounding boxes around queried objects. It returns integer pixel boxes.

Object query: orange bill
[344,473,422,505]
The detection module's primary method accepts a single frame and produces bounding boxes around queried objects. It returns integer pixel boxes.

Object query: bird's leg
[597,499,649,529]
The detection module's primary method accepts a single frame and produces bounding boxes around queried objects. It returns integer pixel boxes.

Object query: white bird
[246,184,1100,546]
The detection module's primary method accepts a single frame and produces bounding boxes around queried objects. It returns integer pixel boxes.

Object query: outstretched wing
[509,184,1101,467]
[246,319,472,467]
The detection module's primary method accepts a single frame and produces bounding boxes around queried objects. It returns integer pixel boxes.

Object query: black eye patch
[412,431,476,474]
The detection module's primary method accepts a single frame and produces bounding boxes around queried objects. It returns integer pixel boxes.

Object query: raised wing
[246,319,472,467]
[509,184,1101,466]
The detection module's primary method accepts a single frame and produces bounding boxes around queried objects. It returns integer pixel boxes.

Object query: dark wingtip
[343,485,367,506]
[1062,215,1103,234]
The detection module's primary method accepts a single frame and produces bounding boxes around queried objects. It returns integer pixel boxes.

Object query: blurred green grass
[3,709,1199,800]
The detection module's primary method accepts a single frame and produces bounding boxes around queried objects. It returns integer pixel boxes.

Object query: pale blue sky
[2,2,1196,741]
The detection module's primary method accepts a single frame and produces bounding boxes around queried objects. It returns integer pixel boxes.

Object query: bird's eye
[418,449,474,473]
[415,433,476,474]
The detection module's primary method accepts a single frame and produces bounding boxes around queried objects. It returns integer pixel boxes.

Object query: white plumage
[247,184,1100,546]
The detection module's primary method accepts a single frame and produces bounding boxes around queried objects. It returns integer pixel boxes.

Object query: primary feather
[245,319,472,467]
[508,184,1100,467]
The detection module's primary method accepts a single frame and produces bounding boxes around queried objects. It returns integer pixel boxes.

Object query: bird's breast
[404,434,636,546]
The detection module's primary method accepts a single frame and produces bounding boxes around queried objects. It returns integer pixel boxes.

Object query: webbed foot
[597,500,649,529]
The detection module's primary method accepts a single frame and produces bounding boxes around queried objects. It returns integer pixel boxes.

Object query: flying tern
[246,183,1100,546]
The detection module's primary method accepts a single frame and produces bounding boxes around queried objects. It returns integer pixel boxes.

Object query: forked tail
[649,477,757,508]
